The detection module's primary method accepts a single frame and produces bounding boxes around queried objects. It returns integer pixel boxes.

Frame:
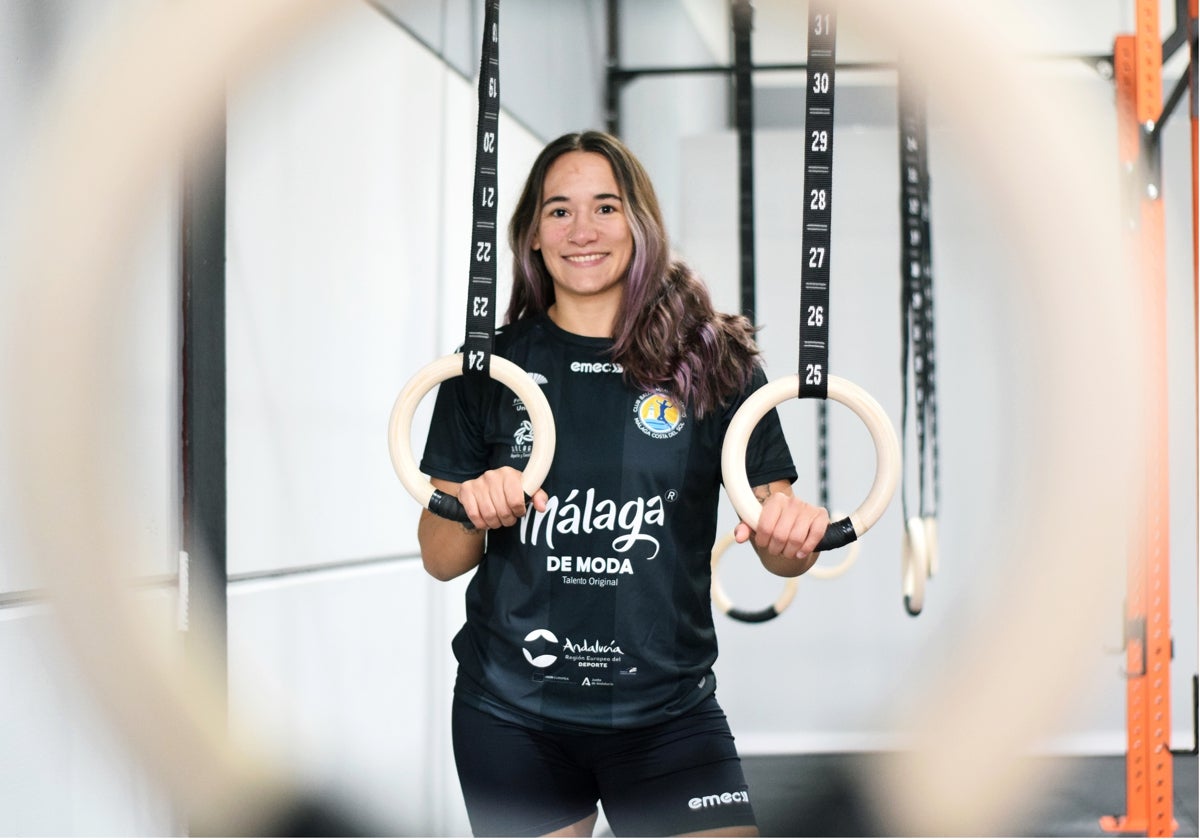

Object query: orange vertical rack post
[1099,1,1176,836]
[1192,0,1198,290]
[1190,0,1198,529]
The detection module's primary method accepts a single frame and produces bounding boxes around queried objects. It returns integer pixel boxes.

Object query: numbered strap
[733,0,756,322]
[463,0,500,381]
[798,5,836,399]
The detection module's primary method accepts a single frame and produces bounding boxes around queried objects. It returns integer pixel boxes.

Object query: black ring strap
[919,131,940,521]
[897,58,938,615]
[428,0,502,524]
[800,4,847,553]
[733,0,756,323]
[817,398,829,509]
[798,4,837,401]
[462,0,500,382]
[897,62,939,524]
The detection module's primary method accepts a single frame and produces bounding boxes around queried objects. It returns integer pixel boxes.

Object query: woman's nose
[567,219,597,246]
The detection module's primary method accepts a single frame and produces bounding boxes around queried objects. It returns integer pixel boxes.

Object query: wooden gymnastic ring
[923,515,939,577]
[387,353,556,522]
[710,529,800,623]
[902,515,929,616]
[721,374,900,550]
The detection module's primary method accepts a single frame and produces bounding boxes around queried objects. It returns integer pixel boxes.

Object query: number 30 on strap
[387,354,556,523]
[721,374,900,552]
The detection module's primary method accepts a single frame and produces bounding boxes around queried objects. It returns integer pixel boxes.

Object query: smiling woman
[416,128,827,836]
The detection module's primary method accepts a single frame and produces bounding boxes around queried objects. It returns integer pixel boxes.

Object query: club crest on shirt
[633,392,685,440]
[510,419,533,459]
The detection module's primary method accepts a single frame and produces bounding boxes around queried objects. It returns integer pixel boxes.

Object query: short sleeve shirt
[420,314,797,732]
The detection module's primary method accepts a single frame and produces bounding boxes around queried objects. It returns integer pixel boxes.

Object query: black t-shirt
[420,314,797,732]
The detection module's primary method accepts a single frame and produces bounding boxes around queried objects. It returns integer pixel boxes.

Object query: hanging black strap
[427,0,501,525]
[918,121,940,520]
[898,63,920,523]
[462,0,500,382]
[816,400,829,508]
[733,0,756,323]
[798,4,836,400]
[897,62,938,522]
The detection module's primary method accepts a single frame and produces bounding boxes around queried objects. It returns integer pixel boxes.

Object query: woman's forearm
[417,479,486,581]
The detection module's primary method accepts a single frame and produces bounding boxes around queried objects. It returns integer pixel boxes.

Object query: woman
[419,130,828,837]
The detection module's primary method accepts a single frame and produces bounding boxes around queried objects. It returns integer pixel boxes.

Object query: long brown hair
[507,131,761,417]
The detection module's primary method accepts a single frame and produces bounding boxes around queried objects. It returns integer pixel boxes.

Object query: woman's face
[532,151,634,310]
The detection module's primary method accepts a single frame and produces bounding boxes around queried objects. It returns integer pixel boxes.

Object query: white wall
[223,3,542,836]
[0,600,179,836]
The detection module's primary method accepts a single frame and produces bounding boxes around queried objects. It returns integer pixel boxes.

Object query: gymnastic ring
[387,353,556,523]
[923,515,939,577]
[901,515,928,616]
[722,374,900,551]
[710,529,800,623]
[804,509,863,580]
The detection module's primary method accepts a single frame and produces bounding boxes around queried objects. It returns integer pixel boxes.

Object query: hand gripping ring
[721,374,901,551]
[710,529,800,623]
[387,353,556,523]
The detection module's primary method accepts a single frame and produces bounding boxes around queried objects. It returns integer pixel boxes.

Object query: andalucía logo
[633,392,685,439]
[522,628,558,669]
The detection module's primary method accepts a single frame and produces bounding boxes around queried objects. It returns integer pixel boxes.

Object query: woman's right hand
[419,470,547,581]
[457,466,549,531]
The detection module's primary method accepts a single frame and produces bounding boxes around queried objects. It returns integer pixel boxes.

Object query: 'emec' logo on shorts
[688,791,750,810]
[633,392,685,439]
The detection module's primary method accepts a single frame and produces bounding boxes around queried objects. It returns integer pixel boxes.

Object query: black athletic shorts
[451,693,757,837]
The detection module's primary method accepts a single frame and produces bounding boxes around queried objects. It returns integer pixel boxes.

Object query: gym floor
[741,752,1199,837]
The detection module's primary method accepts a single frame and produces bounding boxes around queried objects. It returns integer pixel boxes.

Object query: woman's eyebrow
[540,192,623,209]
